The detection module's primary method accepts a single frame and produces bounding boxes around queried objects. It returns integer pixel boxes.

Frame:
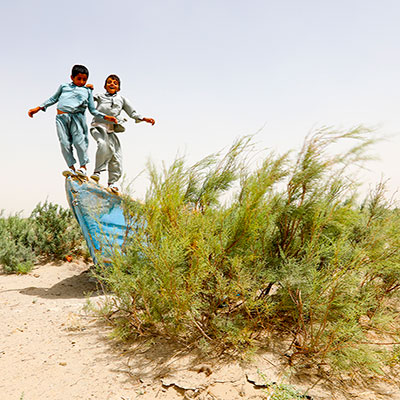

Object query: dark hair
[71,64,89,77]
[105,74,121,89]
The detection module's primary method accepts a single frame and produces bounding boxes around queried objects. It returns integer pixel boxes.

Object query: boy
[28,65,118,178]
[90,74,155,193]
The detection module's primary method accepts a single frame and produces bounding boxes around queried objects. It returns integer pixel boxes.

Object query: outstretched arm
[87,88,107,119]
[122,96,155,125]
[29,84,63,117]
[122,96,144,123]
[39,85,63,111]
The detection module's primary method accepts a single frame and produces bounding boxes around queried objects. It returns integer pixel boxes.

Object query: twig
[193,319,212,341]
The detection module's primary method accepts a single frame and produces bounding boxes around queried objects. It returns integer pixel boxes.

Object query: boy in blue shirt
[28,65,118,178]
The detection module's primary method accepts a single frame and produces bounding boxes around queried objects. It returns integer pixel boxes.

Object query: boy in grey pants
[90,74,155,192]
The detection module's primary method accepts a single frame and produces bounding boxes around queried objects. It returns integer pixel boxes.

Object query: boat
[65,177,127,264]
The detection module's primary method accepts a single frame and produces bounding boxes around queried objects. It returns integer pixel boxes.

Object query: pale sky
[2,0,400,215]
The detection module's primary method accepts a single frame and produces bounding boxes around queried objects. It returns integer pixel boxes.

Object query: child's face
[105,77,120,94]
[71,73,88,87]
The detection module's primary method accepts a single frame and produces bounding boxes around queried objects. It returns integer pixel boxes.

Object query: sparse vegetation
[264,382,307,400]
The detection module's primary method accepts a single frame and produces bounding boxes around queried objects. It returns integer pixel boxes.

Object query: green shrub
[97,127,400,374]
[0,202,86,273]
[263,382,306,400]
[0,212,36,273]
[30,201,85,260]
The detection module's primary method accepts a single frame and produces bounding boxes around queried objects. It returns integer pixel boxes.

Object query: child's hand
[86,84,94,90]
[28,107,42,118]
[104,115,118,124]
[143,117,155,125]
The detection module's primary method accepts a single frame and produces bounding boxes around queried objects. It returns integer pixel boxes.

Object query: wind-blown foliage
[98,127,400,373]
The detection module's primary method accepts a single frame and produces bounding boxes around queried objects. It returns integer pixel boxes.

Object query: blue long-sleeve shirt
[40,82,105,119]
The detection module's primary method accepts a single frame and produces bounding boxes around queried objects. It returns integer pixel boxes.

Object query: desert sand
[1,262,400,400]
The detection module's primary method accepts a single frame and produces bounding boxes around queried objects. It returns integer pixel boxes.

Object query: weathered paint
[65,178,127,264]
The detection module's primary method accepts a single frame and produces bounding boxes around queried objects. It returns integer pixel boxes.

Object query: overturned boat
[65,177,127,264]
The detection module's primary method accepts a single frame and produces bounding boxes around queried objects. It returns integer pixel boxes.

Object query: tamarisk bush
[100,127,400,372]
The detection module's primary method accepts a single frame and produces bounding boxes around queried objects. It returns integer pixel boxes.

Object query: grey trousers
[90,125,122,185]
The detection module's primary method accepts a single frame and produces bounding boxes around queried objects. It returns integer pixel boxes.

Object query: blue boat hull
[65,178,127,264]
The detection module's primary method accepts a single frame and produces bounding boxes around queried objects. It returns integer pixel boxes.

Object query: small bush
[0,202,86,273]
[30,201,85,260]
[263,382,306,400]
[0,213,36,273]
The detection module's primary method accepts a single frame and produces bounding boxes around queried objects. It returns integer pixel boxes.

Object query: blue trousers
[56,113,89,167]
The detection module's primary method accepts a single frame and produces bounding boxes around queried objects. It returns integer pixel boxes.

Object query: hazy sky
[2,0,400,215]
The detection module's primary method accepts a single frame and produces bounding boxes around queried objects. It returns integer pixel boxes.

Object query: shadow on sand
[19,270,104,299]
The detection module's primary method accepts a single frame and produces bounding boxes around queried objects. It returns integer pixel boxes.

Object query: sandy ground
[1,262,400,400]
